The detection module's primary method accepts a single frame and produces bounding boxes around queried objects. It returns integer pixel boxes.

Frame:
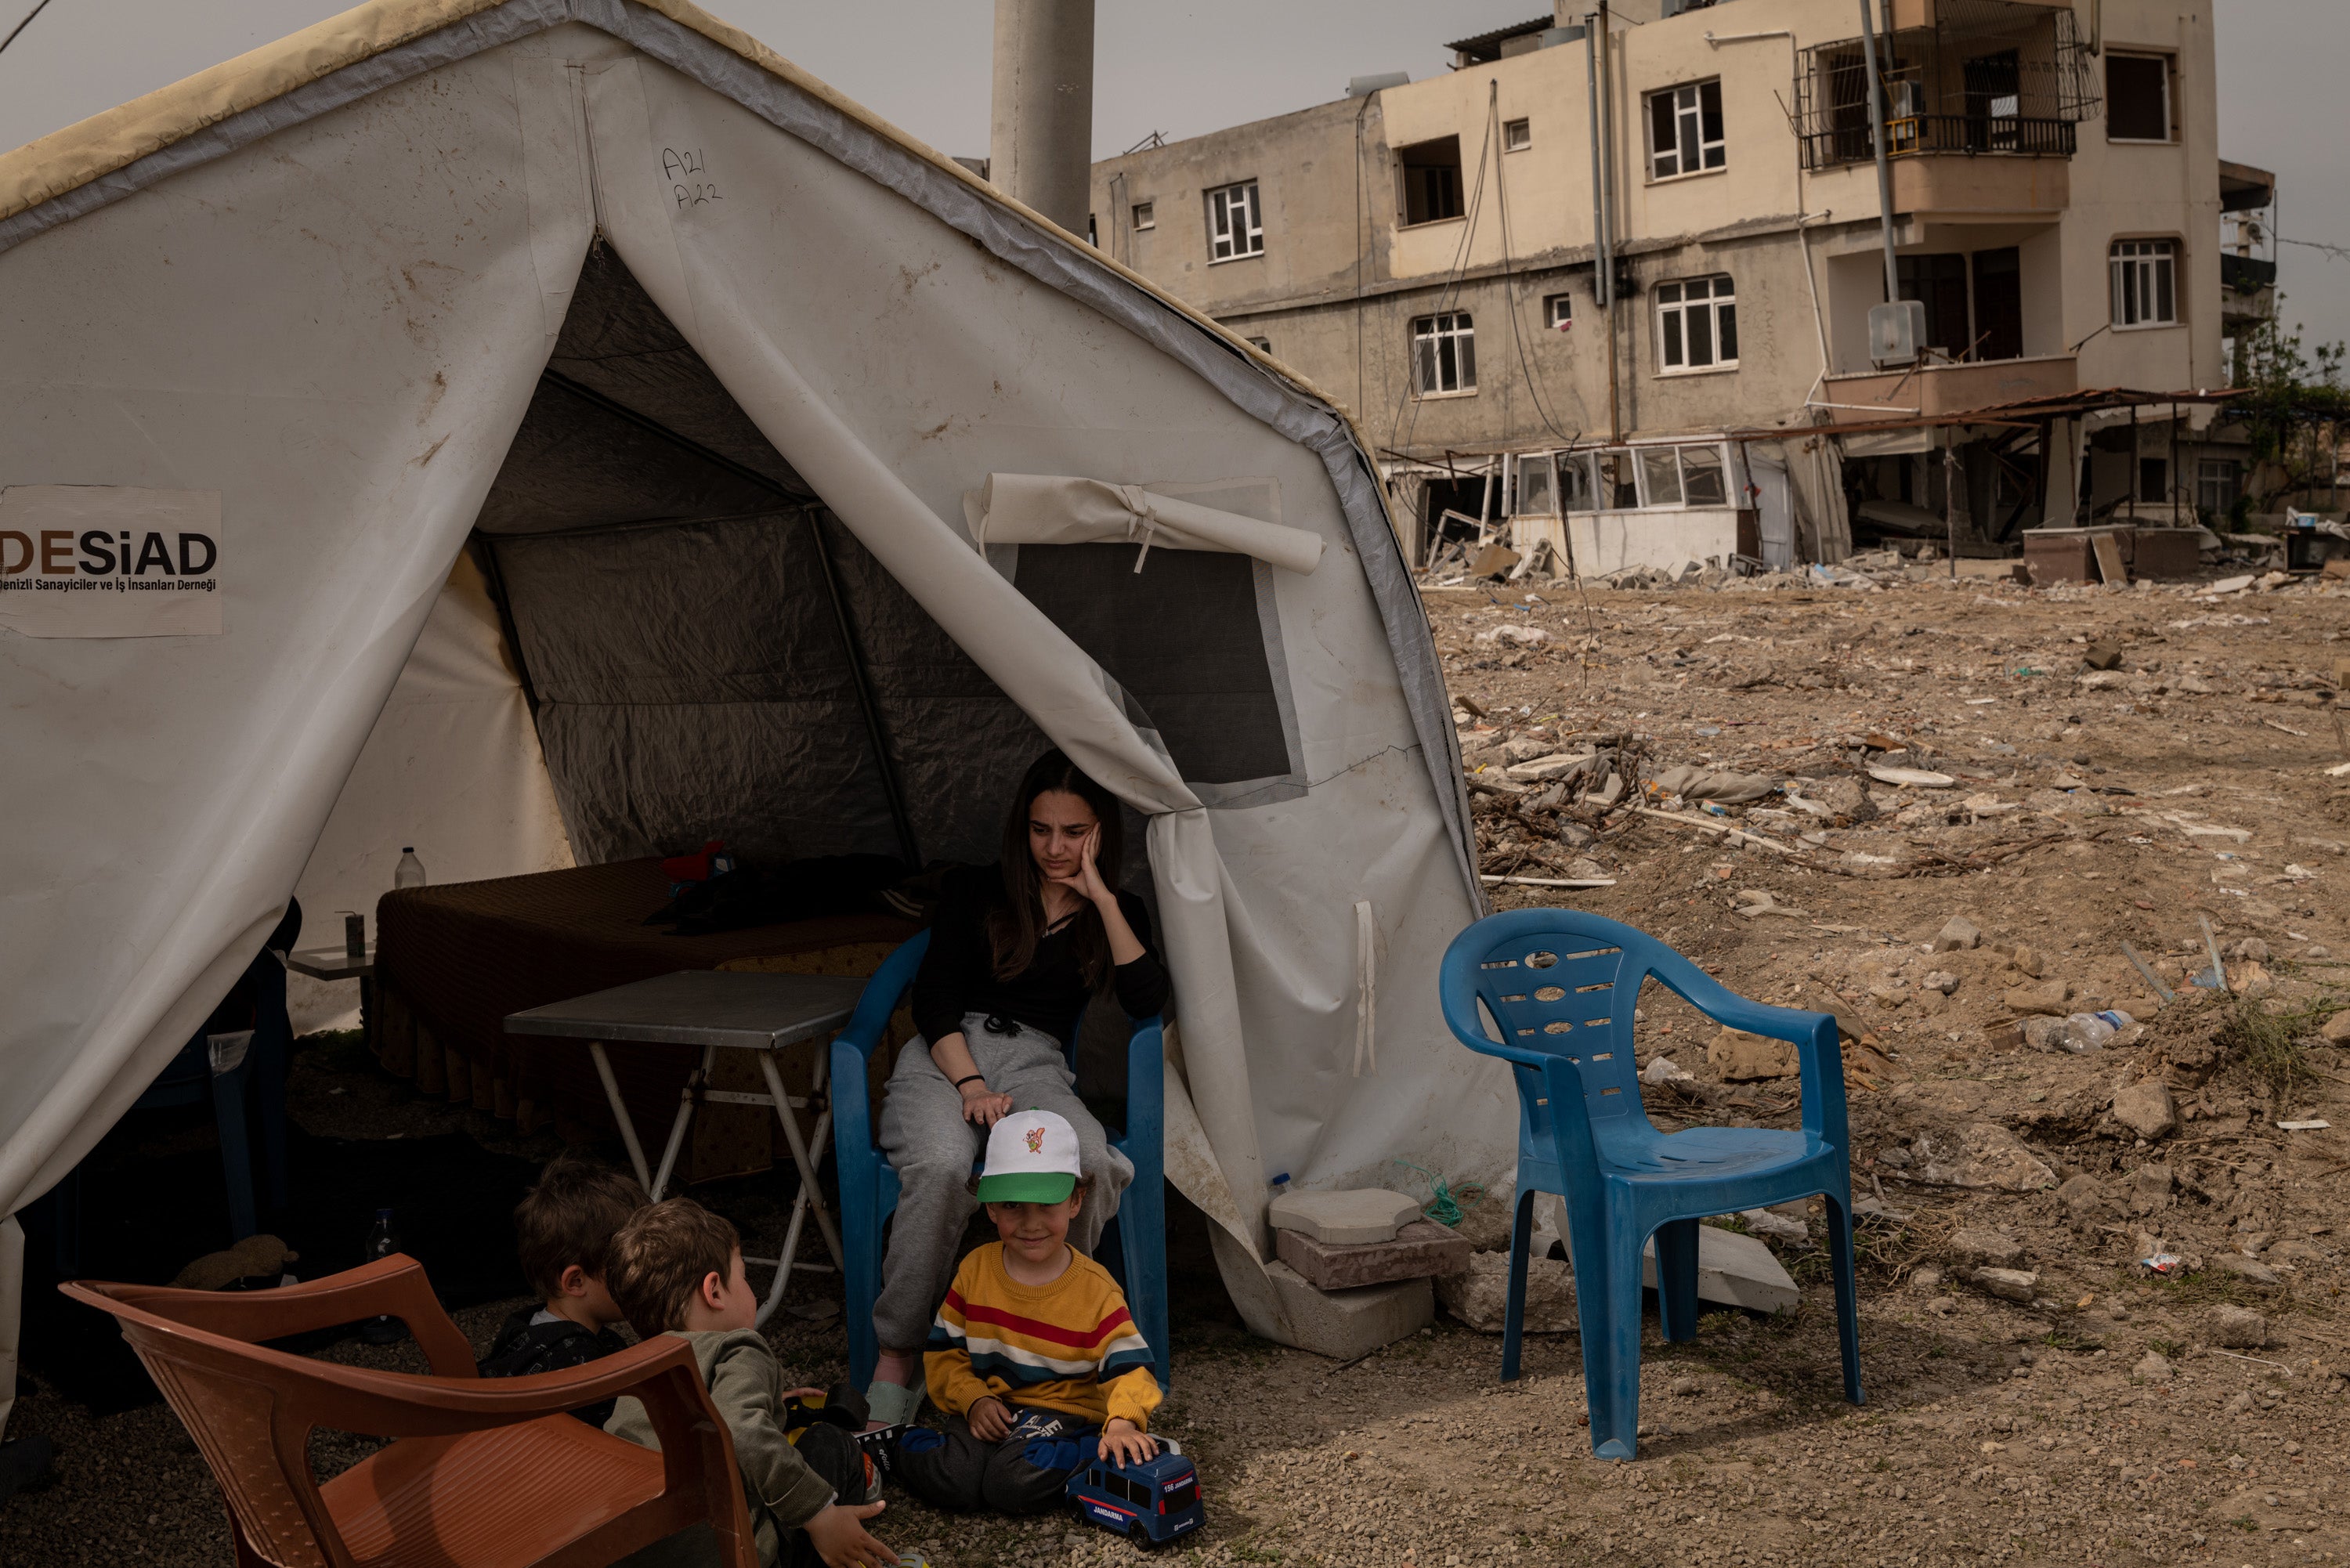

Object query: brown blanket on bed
[376,858,918,1140]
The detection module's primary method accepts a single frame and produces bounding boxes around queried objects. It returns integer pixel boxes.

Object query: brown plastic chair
[64,1254,756,1568]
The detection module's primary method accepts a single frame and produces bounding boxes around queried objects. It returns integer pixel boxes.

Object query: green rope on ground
[1393,1161,1484,1228]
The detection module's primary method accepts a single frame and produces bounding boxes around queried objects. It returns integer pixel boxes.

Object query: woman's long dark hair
[987,750,1123,988]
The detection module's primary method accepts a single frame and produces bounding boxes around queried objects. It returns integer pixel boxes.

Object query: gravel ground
[5,569,2348,1567]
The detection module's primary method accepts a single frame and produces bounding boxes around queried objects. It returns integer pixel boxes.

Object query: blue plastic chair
[1438,909,1862,1459]
[830,930,1171,1393]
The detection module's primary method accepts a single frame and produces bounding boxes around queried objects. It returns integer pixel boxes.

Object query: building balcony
[1819,353,2077,425]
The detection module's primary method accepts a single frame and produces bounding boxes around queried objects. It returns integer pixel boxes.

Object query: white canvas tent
[0,0,1515,1382]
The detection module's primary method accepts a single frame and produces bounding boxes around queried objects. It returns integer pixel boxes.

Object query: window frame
[2109,238,2180,330]
[1647,79,1727,182]
[1654,274,1740,374]
[1410,311,1478,398]
[1503,117,1532,153]
[1396,136,1466,227]
[2197,457,2241,513]
[1206,180,1265,263]
[1544,291,1573,332]
[1131,201,1155,231]
[2104,51,2175,144]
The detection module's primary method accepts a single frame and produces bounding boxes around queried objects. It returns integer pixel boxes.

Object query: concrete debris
[1640,1223,1799,1315]
[2004,979,2072,1016]
[1868,765,1959,788]
[1274,1219,1473,1292]
[2204,1252,2281,1288]
[1435,1250,1576,1333]
[1947,1227,2026,1269]
[1910,1123,2057,1190]
[1269,1188,1423,1245]
[1740,1208,1810,1244]
[1972,1266,2039,1302]
[1260,1261,1435,1361]
[1707,1026,1799,1082]
[1650,763,1777,803]
[2109,1079,2178,1140]
[1930,916,1983,952]
[2203,1304,2269,1349]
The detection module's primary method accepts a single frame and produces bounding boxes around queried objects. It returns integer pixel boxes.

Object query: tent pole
[537,370,923,868]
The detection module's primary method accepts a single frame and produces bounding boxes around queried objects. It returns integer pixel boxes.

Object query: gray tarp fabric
[969,472,1327,576]
[0,0,1509,1358]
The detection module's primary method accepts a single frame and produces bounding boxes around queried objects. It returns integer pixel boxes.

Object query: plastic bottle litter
[393,847,426,889]
[360,1208,406,1343]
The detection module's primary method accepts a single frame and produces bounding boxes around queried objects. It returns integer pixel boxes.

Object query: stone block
[1947,1227,2025,1269]
[2003,979,2071,1015]
[1931,916,1982,952]
[1911,1122,2056,1190]
[2204,1303,2268,1349]
[1642,1223,1799,1315]
[2110,1080,2178,1140]
[1274,1219,1472,1292]
[2207,1252,2280,1288]
[1260,1261,1434,1360]
[1972,1267,2039,1302]
[1436,1252,1578,1333]
[1268,1188,1422,1245]
[2320,1009,2350,1045]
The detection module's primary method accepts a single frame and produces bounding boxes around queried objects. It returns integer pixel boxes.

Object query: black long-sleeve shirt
[909,865,1170,1047]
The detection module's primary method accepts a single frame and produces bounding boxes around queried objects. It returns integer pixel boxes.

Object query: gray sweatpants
[872,1012,1132,1352]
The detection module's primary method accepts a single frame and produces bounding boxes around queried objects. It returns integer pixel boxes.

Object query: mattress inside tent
[383,244,1283,1147]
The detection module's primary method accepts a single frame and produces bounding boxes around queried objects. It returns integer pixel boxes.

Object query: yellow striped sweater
[924,1243,1160,1431]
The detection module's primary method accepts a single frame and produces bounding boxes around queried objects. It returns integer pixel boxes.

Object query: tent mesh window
[1007,544,1294,787]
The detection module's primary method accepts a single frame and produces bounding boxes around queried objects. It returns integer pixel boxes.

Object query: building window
[1655,275,1737,370]
[1544,293,1573,332]
[2138,457,2169,504]
[2106,52,2172,142]
[1411,312,1477,396]
[1132,201,1155,231]
[1504,117,1531,152]
[2198,457,2241,512]
[1207,181,1264,262]
[1647,80,1726,179]
[2110,240,2178,327]
[1397,137,1465,225]
[1086,214,1097,247]
[1245,335,1271,353]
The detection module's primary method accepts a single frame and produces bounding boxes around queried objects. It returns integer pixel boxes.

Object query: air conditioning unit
[1869,300,1929,367]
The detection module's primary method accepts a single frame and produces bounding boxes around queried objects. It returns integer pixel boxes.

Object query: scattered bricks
[1932,915,1983,952]
[1260,1263,1434,1360]
[1972,1267,2040,1302]
[1274,1219,1472,1292]
[2110,1080,2178,1141]
[2003,978,2070,1015]
[1947,1228,2026,1270]
[2204,1303,2269,1349]
[1268,1188,1422,1245]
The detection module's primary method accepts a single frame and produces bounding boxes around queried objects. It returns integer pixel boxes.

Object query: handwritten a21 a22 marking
[663,147,721,208]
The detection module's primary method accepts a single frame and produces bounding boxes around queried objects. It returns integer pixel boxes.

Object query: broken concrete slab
[1268,1188,1423,1245]
[1931,916,1983,952]
[2003,979,2072,1015]
[1274,1219,1472,1292]
[1436,1251,1577,1333]
[1260,1260,1434,1360]
[1641,1223,1799,1315]
[2110,1080,2178,1140]
[1911,1123,2057,1190]
[2207,1252,2281,1288]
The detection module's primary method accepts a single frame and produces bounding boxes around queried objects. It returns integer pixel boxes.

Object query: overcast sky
[2,0,2345,352]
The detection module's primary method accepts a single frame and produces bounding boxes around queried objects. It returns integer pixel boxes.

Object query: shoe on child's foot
[863,1378,921,1429]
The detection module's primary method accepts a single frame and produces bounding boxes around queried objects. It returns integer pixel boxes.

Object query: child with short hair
[479,1154,649,1427]
[895,1110,1161,1515]
[603,1198,898,1568]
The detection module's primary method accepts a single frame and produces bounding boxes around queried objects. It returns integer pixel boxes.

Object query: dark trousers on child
[894,1407,1096,1515]
[618,1425,869,1568]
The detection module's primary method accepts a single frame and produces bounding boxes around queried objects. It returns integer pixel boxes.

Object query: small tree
[2227,305,2348,515]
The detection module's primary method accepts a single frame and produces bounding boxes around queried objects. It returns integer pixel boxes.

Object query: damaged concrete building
[1086,0,2272,575]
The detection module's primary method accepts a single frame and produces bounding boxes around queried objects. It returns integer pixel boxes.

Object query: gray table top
[280,945,375,981]
[504,969,870,1050]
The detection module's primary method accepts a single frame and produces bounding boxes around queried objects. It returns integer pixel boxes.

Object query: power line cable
[0,0,56,58]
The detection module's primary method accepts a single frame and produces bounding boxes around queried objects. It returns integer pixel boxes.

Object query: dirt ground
[5,569,2349,1568]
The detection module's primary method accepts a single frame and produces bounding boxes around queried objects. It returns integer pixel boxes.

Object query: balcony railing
[1801,113,2076,170]
[2222,254,2278,293]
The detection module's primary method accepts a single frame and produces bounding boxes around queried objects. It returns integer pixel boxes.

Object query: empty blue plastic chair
[1438,909,1862,1459]
[830,930,1171,1393]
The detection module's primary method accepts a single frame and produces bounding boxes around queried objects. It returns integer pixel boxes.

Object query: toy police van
[1065,1441,1203,1544]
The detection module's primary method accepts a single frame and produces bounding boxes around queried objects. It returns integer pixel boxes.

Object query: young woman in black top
[864,751,1170,1423]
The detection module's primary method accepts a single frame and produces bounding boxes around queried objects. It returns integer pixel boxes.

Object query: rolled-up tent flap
[971,471,1325,575]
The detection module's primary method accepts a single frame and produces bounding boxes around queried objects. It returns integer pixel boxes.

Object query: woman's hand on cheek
[1054,826,1114,907]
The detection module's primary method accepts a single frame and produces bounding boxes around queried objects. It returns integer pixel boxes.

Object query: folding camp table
[278,943,376,1052]
[506,970,863,1326]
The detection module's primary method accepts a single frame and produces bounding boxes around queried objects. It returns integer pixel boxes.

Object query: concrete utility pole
[990,0,1096,237]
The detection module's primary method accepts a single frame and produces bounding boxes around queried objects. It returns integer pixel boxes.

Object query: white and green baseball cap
[977,1109,1081,1205]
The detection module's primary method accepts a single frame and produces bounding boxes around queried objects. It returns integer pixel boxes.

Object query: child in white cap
[891,1109,1161,1515]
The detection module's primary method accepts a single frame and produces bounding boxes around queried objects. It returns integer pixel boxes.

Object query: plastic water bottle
[393,847,426,889]
[2061,1010,2131,1053]
[360,1209,406,1343]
